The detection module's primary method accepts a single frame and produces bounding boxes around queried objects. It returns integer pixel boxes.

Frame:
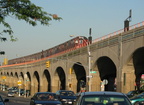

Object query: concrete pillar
[91,73,101,91]
[30,84,35,96]
[9,83,13,88]
[40,77,48,92]
[71,74,77,93]
[121,65,135,93]
[14,77,19,87]
[51,75,60,92]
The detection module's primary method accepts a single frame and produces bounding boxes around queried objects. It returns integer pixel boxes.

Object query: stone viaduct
[0,21,144,96]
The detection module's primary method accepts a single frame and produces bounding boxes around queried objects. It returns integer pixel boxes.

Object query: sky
[0,0,144,63]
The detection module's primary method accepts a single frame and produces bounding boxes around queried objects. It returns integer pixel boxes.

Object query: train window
[75,40,79,44]
[79,39,83,44]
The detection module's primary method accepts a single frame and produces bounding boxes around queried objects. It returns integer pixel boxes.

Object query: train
[8,36,92,65]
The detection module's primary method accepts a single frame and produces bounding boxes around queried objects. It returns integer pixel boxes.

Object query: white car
[7,91,15,97]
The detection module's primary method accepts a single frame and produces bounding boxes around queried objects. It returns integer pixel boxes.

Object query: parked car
[0,95,9,105]
[7,91,15,97]
[136,100,144,105]
[30,92,61,105]
[16,89,25,96]
[8,86,18,90]
[126,90,140,98]
[75,91,132,105]
[130,92,144,105]
[25,90,31,96]
[9,88,18,93]
[19,89,25,95]
[56,90,77,105]
[8,87,18,93]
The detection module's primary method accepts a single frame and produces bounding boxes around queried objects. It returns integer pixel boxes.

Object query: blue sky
[0,0,144,62]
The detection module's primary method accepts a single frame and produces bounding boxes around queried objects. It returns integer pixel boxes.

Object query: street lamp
[16,54,27,97]
[24,73,27,98]
[18,75,22,97]
[70,35,92,91]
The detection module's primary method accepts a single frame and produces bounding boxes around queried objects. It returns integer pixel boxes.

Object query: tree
[0,0,62,41]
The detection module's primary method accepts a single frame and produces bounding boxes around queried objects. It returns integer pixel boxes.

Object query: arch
[56,67,66,90]
[32,71,40,93]
[24,72,31,95]
[133,47,144,91]
[97,56,116,91]
[42,69,51,92]
[73,62,86,92]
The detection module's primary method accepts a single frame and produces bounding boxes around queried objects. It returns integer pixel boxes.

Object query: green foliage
[0,0,62,41]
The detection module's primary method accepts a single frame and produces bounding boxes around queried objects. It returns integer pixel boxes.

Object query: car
[8,86,18,91]
[7,91,15,97]
[56,90,77,105]
[23,90,31,97]
[8,87,18,94]
[0,95,9,105]
[136,100,144,105]
[16,89,25,96]
[30,92,62,105]
[75,91,132,105]
[19,89,25,95]
[130,92,144,105]
[126,90,140,98]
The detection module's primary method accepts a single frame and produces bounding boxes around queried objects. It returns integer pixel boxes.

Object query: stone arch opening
[43,69,51,92]
[25,72,31,93]
[33,71,40,93]
[73,62,86,93]
[133,47,144,91]
[5,72,9,89]
[56,67,66,90]
[9,72,14,87]
[97,56,116,91]
[14,72,18,87]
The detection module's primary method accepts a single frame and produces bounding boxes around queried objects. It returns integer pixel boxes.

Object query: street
[0,90,30,105]
[5,100,30,105]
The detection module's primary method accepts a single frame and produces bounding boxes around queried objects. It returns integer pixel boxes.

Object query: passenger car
[0,95,9,105]
[75,91,132,105]
[126,90,139,98]
[16,89,27,96]
[7,91,15,97]
[19,89,25,95]
[30,92,61,105]
[130,92,144,105]
[136,100,144,105]
[8,86,18,93]
[56,90,77,105]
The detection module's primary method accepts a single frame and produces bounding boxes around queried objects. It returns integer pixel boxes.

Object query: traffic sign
[90,71,96,73]
[17,80,22,85]
[87,75,93,78]
[2,76,6,79]
[102,79,108,85]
